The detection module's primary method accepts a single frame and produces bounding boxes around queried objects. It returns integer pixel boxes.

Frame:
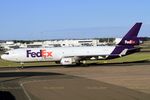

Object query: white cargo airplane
[1,23,142,65]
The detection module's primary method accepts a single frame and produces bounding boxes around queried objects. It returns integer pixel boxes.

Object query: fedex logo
[27,49,52,58]
[125,40,136,44]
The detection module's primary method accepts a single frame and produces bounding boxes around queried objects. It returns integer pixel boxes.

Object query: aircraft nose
[1,54,7,60]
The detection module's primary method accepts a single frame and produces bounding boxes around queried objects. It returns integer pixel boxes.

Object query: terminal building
[0,38,117,50]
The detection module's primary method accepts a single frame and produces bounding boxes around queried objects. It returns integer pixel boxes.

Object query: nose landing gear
[20,62,24,69]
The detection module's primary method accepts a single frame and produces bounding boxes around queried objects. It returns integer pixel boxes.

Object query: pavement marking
[20,79,58,100]
[20,83,32,100]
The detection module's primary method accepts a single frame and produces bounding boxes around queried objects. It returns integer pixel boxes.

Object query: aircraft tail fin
[108,23,142,59]
[118,23,142,45]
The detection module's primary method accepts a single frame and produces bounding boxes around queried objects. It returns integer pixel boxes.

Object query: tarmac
[0,62,150,100]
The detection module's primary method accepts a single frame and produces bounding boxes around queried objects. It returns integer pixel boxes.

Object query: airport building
[0,38,117,50]
[43,39,100,47]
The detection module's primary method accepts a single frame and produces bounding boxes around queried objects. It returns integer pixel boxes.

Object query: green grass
[85,52,150,64]
[103,52,150,63]
[0,59,57,67]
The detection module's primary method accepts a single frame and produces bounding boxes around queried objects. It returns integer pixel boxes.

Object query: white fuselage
[1,46,116,62]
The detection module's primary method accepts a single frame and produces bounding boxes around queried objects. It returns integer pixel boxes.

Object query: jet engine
[60,57,76,65]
